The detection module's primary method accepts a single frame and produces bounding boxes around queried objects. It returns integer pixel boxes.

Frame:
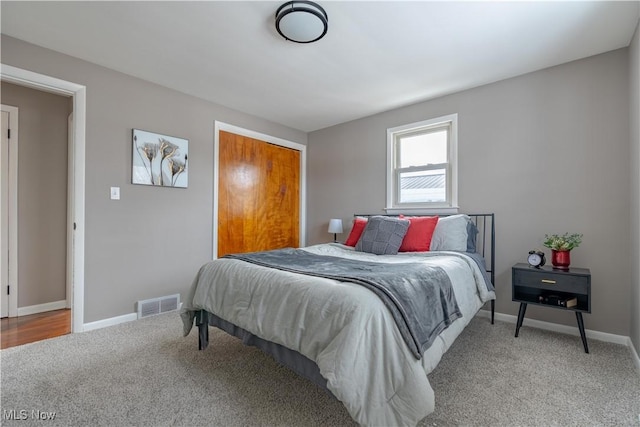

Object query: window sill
[384,206,460,215]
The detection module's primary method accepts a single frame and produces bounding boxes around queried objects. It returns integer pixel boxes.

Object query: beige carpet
[0,312,638,426]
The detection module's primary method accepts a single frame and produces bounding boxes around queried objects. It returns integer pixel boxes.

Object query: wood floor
[1,309,71,349]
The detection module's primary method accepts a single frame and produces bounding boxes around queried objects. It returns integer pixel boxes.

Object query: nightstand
[512,263,591,353]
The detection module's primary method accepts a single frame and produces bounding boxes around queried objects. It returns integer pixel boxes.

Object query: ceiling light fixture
[275,1,328,44]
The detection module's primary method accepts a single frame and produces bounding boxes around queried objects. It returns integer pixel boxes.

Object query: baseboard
[83,313,137,332]
[82,303,182,332]
[628,337,640,374]
[17,300,67,316]
[478,309,639,369]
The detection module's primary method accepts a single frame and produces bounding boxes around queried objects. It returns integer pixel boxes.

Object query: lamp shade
[275,1,328,43]
[328,218,343,234]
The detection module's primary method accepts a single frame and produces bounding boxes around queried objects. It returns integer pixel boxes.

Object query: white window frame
[386,113,458,214]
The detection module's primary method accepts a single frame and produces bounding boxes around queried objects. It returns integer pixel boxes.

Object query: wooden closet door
[218,131,300,257]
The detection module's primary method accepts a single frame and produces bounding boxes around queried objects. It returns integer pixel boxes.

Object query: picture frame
[132,129,188,188]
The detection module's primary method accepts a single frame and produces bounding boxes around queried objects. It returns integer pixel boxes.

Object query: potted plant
[543,233,583,270]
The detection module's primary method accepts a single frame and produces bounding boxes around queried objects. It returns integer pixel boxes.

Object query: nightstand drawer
[513,269,589,294]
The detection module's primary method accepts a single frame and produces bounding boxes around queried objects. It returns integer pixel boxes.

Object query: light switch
[110,187,120,200]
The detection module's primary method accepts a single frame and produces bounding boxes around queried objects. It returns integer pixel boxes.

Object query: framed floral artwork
[132,129,188,188]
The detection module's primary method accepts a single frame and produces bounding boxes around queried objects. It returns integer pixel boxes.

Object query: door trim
[0,64,86,333]
[0,105,18,317]
[213,121,306,259]
[67,114,74,309]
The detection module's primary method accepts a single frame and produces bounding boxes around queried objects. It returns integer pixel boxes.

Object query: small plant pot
[551,250,571,270]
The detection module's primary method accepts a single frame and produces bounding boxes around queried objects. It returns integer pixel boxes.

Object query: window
[386,114,458,213]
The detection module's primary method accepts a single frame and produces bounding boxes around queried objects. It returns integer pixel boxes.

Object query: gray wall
[630,19,639,356]
[1,82,71,308]
[1,36,307,323]
[308,49,631,336]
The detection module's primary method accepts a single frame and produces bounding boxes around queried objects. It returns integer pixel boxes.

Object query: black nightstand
[512,263,591,353]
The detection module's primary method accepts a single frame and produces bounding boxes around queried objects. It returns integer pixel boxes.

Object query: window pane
[399,169,446,203]
[399,130,447,168]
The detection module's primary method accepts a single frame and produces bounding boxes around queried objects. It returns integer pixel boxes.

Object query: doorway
[0,64,86,333]
[1,86,70,319]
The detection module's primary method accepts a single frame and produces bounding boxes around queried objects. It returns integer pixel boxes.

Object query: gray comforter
[182,243,496,426]
[224,248,461,359]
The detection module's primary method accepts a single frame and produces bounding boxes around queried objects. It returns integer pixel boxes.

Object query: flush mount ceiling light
[275,1,328,43]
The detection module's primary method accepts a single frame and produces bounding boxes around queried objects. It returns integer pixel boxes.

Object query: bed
[181,213,495,426]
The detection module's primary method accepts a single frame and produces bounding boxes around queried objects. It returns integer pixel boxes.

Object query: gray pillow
[430,214,469,252]
[355,216,410,255]
[467,220,479,253]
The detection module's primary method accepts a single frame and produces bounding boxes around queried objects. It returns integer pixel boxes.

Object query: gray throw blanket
[224,248,462,359]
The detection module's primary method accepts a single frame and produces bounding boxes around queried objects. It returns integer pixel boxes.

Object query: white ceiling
[1,1,639,132]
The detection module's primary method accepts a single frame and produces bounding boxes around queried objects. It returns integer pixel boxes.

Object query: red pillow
[344,217,368,247]
[399,216,439,252]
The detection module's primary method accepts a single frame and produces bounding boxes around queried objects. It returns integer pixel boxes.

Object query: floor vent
[137,294,180,319]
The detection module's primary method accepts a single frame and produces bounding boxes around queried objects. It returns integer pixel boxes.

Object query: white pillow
[430,214,469,251]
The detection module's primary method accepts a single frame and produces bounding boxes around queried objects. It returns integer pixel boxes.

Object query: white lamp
[275,1,328,43]
[328,218,343,243]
